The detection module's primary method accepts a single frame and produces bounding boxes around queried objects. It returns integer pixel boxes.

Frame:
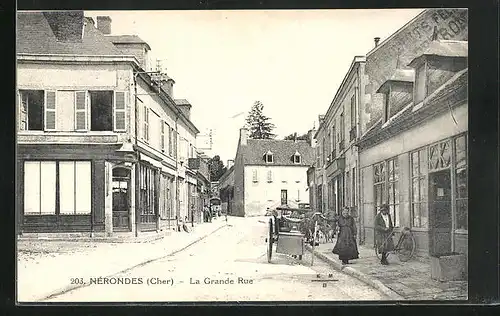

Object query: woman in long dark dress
[332,207,359,265]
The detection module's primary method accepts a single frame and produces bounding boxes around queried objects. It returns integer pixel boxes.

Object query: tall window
[331,126,336,157]
[267,170,273,183]
[169,127,174,157]
[345,171,350,207]
[24,161,56,215]
[411,148,428,228]
[24,161,91,215]
[322,138,326,165]
[351,167,356,207]
[143,106,149,142]
[340,112,345,142]
[59,161,92,214]
[387,158,399,227]
[18,90,45,131]
[373,162,386,214]
[252,170,258,183]
[454,134,468,231]
[373,158,400,226]
[89,91,113,131]
[350,94,356,128]
[160,121,165,152]
[281,189,288,205]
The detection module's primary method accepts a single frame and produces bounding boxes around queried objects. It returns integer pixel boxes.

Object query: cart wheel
[298,255,303,260]
[267,218,273,263]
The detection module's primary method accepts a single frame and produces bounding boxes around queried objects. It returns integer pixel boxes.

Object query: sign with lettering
[362,9,468,133]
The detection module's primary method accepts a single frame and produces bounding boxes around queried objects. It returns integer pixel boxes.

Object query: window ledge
[454,229,468,235]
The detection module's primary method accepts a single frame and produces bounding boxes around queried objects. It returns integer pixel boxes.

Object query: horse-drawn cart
[265,206,317,263]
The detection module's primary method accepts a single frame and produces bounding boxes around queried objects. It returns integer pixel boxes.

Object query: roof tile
[241,139,314,166]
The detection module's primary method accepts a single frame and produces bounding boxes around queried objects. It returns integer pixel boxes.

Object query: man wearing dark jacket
[374,204,395,265]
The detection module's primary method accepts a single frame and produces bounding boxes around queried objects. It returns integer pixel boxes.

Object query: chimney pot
[96,16,112,34]
[240,128,248,146]
[374,37,381,47]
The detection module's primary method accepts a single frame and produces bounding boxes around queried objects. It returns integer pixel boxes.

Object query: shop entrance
[428,169,452,256]
[112,167,131,232]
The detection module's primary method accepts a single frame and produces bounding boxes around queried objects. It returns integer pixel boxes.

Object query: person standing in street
[374,204,395,265]
[332,207,359,265]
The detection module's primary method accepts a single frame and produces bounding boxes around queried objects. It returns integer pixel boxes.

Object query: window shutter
[75,91,87,131]
[267,170,272,182]
[114,91,127,131]
[45,90,56,131]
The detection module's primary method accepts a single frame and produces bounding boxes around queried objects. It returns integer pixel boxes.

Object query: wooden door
[428,170,452,256]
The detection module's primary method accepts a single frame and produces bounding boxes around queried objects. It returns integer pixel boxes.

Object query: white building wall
[359,103,468,168]
[243,165,309,216]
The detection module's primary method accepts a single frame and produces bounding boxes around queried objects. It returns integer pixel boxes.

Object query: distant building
[232,129,315,217]
[219,165,235,215]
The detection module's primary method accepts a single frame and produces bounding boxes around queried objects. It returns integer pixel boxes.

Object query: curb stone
[37,223,228,302]
[305,244,404,301]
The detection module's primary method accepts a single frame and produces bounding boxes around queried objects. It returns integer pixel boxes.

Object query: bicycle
[374,226,416,262]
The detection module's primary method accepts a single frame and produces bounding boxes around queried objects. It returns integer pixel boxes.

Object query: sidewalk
[17,219,229,302]
[307,240,468,300]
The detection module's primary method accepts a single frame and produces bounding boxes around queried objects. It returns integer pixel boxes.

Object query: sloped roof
[174,99,191,106]
[408,40,468,67]
[241,139,314,166]
[105,35,151,50]
[377,69,415,93]
[17,12,123,56]
[358,68,468,149]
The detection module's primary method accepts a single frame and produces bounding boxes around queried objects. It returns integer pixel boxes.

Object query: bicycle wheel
[374,242,381,260]
[397,230,416,262]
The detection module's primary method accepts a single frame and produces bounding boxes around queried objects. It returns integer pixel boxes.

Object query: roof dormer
[377,68,414,123]
[264,150,274,163]
[292,150,301,164]
[408,39,468,109]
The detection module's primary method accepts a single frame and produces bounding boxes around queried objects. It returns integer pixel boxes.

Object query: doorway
[428,169,452,256]
[112,167,131,232]
[281,189,288,206]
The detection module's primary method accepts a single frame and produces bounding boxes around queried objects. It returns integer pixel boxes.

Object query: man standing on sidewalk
[374,204,394,265]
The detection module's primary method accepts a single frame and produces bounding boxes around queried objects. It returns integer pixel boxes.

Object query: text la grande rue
[190,277,253,285]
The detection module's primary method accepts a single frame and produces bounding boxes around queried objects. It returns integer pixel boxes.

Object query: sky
[86,9,424,164]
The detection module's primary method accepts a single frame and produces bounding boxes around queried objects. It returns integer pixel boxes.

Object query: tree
[245,101,276,139]
[284,132,309,141]
[208,155,227,182]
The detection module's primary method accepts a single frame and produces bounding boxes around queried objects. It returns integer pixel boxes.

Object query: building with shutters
[232,128,315,217]
[310,8,468,249]
[16,11,200,238]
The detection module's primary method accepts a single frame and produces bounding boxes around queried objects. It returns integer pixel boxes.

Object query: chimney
[374,37,381,47]
[307,129,315,147]
[43,11,84,42]
[240,128,248,146]
[174,100,192,120]
[96,16,112,34]
[160,74,175,98]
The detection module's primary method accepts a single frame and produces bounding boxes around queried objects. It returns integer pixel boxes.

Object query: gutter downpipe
[133,72,140,238]
[175,115,180,232]
[356,64,364,245]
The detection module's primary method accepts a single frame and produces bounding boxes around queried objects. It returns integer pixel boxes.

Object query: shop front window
[454,134,468,231]
[411,148,428,228]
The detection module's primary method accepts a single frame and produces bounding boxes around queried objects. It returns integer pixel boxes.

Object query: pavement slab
[307,239,468,301]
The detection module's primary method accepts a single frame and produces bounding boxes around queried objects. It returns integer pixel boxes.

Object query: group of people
[330,204,394,266]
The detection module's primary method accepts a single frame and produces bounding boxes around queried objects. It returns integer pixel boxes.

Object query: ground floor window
[373,157,400,226]
[139,164,157,221]
[24,161,91,215]
[411,148,428,228]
